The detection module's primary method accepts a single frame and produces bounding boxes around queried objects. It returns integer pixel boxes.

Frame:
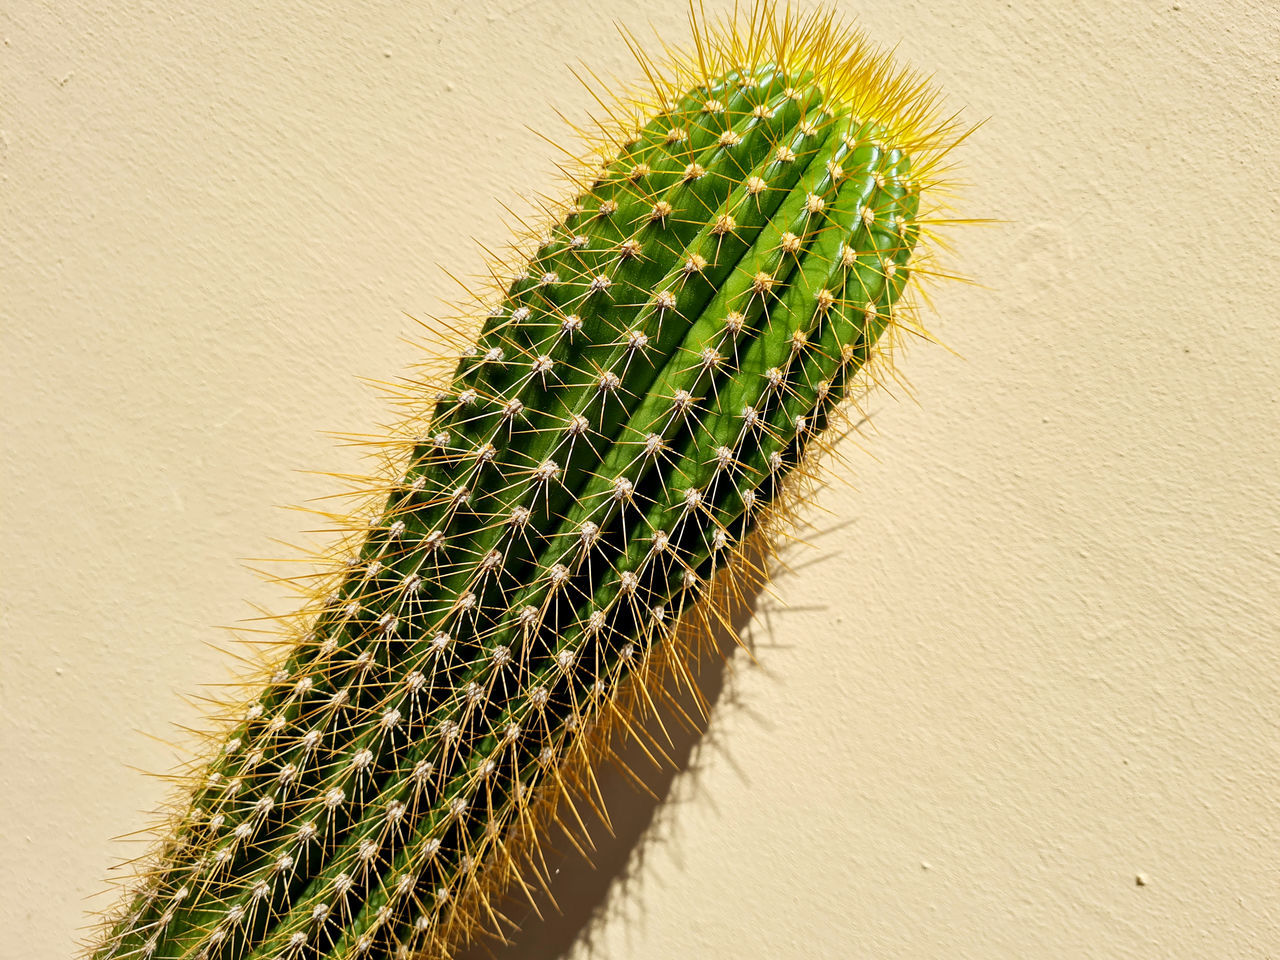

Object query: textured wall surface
[3,1,1278,957]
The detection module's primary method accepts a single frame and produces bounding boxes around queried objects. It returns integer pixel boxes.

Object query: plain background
[4,1,1279,957]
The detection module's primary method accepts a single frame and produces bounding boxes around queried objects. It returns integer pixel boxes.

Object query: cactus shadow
[455,552,771,960]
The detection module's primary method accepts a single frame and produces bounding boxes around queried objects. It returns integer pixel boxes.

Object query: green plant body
[88,6,962,959]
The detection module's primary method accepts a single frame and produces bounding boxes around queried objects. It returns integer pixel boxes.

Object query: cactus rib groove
[87,4,967,959]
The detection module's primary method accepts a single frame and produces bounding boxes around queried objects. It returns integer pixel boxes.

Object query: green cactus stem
[88,4,964,959]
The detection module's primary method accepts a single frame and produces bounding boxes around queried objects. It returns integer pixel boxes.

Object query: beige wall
[4,1,1278,957]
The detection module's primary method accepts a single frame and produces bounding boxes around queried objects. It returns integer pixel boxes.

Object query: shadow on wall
[454,545,776,960]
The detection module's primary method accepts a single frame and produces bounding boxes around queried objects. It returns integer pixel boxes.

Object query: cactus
[88,4,964,959]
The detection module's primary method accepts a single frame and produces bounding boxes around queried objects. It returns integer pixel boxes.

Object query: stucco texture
[3,1,1278,957]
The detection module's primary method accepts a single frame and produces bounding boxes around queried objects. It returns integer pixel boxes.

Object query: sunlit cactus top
[88,4,965,959]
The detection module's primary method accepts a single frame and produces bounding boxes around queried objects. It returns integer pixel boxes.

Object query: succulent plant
[88,4,965,959]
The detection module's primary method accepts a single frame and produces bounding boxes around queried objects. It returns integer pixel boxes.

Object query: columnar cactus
[88,4,963,959]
